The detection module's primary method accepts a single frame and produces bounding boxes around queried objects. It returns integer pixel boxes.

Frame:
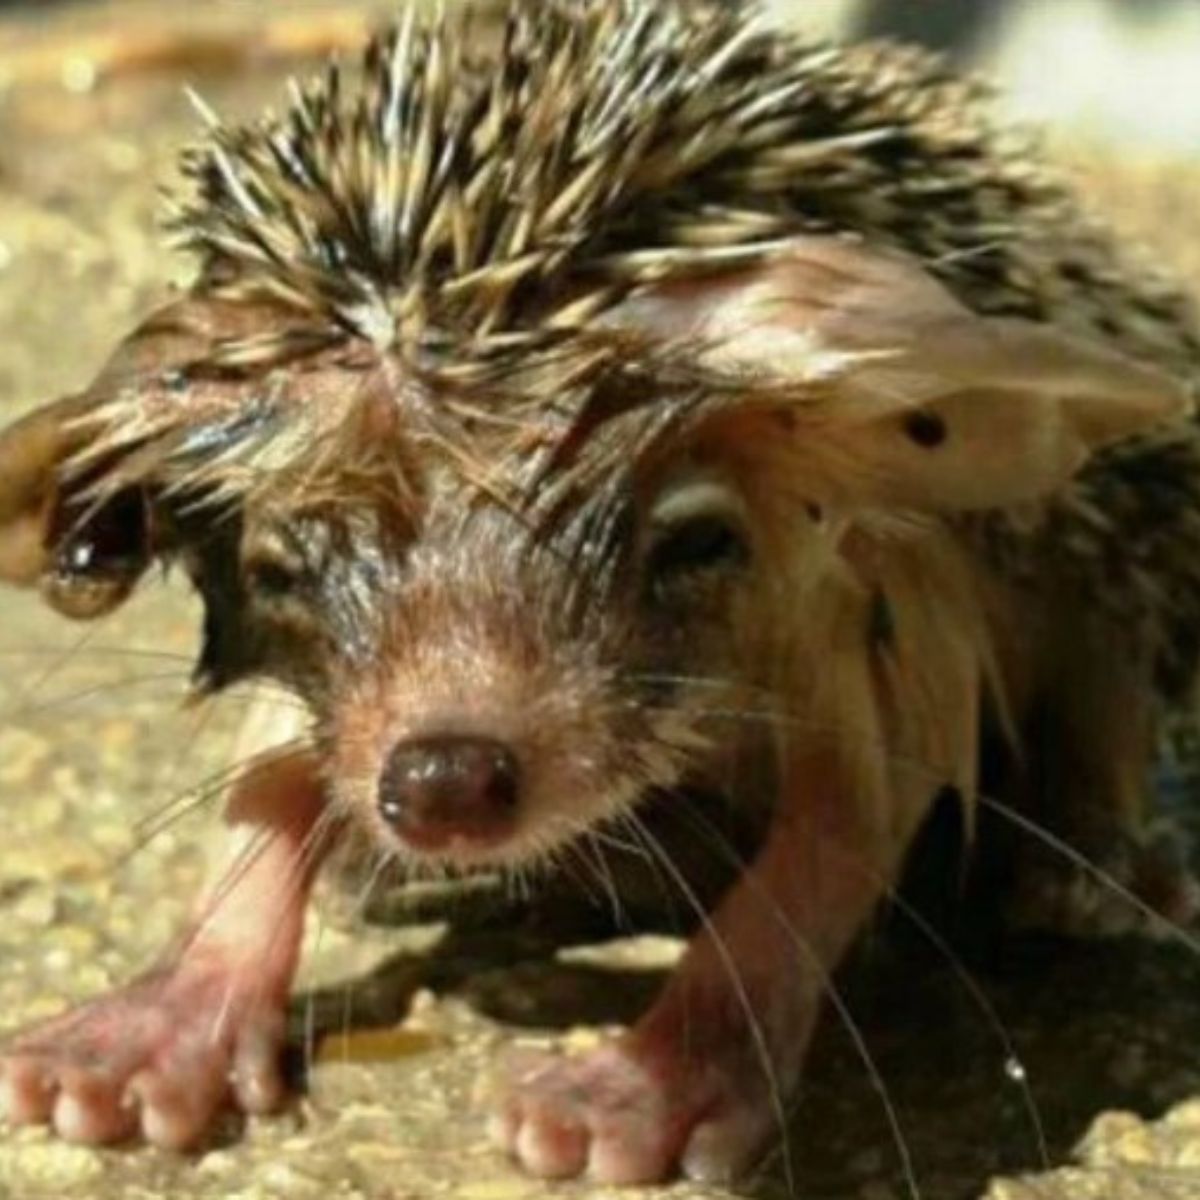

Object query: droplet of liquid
[1004,1056,1027,1083]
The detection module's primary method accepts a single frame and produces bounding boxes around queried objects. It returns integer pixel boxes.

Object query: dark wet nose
[378,735,520,849]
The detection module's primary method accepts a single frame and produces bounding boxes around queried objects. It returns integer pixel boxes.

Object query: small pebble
[198,1150,238,1176]
[1165,1099,1200,1130]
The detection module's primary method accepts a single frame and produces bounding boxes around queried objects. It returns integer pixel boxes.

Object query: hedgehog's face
[0,237,1186,872]
[205,446,770,871]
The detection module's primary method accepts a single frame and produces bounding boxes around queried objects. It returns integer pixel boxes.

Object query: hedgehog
[0,0,1198,1186]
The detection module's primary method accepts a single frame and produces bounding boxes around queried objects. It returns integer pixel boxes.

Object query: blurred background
[0,0,1198,152]
[785,0,1200,154]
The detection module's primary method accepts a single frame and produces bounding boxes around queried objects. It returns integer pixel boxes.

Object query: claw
[0,967,288,1151]
[490,1042,754,1185]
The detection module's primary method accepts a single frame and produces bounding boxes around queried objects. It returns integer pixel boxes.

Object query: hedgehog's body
[0,0,1198,1185]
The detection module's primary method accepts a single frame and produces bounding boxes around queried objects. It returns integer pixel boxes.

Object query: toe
[127,1058,230,1151]
[587,1124,675,1185]
[0,1058,56,1125]
[512,1109,589,1179]
[232,1011,287,1115]
[681,1104,773,1183]
[53,1070,138,1145]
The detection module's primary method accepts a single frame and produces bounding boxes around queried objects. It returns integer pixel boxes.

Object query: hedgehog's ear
[0,292,308,619]
[620,237,1190,511]
[0,297,211,620]
[0,394,91,589]
[0,392,157,620]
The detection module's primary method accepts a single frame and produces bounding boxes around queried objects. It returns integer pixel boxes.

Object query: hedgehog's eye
[648,513,749,578]
[644,478,750,596]
[248,558,303,599]
[42,487,153,620]
[244,540,309,603]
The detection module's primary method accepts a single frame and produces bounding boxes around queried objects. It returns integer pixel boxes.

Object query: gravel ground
[0,5,1198,1200]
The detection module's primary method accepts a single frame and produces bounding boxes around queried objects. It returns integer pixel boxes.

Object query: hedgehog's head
[0,236,1186,870]
[0,0,1191,870]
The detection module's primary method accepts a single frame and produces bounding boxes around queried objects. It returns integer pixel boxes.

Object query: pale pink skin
[0,745,883,1182]
[490,754,884,1184]
[0,753,326,1150]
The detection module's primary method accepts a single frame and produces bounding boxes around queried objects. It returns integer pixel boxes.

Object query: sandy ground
[0,4,1198,1199]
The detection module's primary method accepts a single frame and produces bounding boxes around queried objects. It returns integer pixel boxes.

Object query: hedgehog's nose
[378,735,520,850]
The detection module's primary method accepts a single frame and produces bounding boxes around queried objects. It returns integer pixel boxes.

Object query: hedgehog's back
[167,0,1199,387]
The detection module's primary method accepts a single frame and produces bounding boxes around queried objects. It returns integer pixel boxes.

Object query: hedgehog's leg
[1010,630,1199,938]
[490,749,897,1185]
[0,748,330,1149]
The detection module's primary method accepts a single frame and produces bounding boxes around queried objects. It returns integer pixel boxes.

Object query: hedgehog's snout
[321,500,720,867]
[377,733,521,852]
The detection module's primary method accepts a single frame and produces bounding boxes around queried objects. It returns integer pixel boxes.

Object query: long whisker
[589,823,687,936]
[2,671,307,730]
[883,892,1051,1169]
[973,796,1200,959]
[10,622,103,706]
[638,801,925,1200]
[631,692,1200,959]
[680,798,1051,1173]
[621,806,803,1199]
[558,837,616,917]
[2,671,196,721]
[119,734,314,867]
[311,838,407,1069]
[0,644,196,665]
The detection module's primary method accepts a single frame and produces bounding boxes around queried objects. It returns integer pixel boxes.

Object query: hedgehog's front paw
[0,961,289,1149]
[489,1037,777,1184]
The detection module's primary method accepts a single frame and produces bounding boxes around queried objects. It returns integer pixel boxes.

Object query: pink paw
[0,963,288,1149]
[489,1040,777,1184]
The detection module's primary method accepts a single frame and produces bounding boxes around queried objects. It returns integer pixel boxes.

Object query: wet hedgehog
[0,0,1198,1184]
